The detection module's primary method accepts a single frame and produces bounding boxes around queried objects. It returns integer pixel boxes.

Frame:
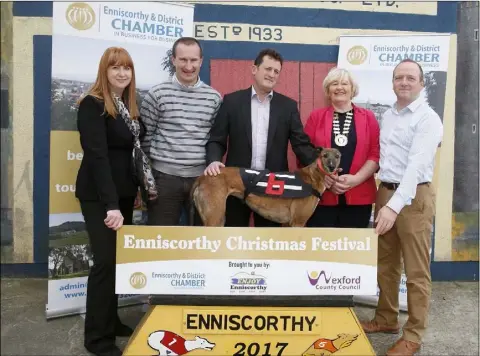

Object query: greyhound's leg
[288,198,317,227]
[203,196,227,226]
[287,215,308,227]
[194,187,228,227]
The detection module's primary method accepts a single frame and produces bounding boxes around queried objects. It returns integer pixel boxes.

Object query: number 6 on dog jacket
[239,168,322,199]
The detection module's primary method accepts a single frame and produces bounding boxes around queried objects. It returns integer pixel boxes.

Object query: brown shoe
[386,339,421,356]
[360,319,400,334]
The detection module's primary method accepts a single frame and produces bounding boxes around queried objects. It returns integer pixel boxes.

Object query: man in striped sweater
[139,37,222,226]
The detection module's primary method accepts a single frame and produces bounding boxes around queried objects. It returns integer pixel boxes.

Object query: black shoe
[85,345,122,356]
[115,322,134,337]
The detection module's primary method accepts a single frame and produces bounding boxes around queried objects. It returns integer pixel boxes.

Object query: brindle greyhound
[302,333,359,356]
[190,147,341,227]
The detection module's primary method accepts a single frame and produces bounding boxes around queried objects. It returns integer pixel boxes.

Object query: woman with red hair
[76,47,155,356]
[304,67,380,228]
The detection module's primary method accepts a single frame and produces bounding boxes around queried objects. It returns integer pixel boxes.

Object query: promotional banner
[46,1,194,319]
[115,226,378,296]
[336,34,451,311]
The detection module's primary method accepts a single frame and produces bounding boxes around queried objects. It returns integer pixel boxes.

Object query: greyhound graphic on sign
[147,330,215,355]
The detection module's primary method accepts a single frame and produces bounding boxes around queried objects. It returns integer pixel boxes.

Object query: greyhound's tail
[189,179,200,226]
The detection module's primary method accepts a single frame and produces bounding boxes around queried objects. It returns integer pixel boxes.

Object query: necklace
[333,110,353,147]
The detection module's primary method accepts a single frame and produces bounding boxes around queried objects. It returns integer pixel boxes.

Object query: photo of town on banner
[48,212,91,280]
[51,35,173,131]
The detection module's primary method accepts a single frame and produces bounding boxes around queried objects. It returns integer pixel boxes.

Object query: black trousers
[147,170,201,226]
[306,195,372,228]
[225,196,281,227]
[80,197,134,352]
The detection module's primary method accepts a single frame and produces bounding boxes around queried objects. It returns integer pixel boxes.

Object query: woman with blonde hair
[303,67,380,228]
[75,47,156,356]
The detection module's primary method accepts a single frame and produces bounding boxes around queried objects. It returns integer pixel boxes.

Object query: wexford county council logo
[346,45,368,65]
[307,270,361,291]
[66,2,96,31]
[130,272,147,289]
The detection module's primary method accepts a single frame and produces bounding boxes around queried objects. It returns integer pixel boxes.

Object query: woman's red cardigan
[303,104,380,206]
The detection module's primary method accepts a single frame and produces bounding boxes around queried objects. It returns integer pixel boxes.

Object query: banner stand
[46,1,195,320]
[122,294,376,355]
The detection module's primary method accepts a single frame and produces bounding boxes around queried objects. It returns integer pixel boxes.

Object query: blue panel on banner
[33,35,52,264]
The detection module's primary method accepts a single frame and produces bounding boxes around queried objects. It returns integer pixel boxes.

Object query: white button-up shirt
[378,96,443,214]
[250,86,273,170]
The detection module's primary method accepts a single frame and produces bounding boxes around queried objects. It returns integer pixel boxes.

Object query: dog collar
[311,188,322,199]
[317,159,338,177]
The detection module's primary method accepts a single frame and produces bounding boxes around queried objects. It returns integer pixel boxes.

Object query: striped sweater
[140,75,222,177]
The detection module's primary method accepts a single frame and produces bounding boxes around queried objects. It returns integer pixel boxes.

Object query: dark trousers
[225,196,281,227]
[80,197,134,352]
[147,170,201,226]
[306,196,372,228]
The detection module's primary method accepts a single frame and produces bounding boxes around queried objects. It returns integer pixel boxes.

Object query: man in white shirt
[360,59,443,356]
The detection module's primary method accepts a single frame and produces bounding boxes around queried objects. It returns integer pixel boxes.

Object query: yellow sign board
[123,305,375,355]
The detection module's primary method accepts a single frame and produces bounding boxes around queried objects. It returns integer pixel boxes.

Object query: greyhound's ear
[315,146,324,155]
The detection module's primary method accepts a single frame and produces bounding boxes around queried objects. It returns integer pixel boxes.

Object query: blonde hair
[78,47,139,119]
[322,67,359,99]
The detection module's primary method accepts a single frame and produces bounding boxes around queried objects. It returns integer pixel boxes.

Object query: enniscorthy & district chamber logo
[66,2,96,31]
[130,272,147,289]
[346,45,368,65]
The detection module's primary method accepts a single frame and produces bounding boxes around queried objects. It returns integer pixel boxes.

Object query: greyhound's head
[192,336,215,350]
[315,147,341,175]
[332,333,358,349]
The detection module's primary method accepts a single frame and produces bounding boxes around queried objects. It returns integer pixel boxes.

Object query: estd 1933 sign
[195,23,283,42]
[122,305,375,355]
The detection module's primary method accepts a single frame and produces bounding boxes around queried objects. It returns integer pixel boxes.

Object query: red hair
[79,47,139,119]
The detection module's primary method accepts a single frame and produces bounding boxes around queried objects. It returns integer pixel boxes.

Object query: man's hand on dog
[375,206,398,235]
[204,161,225,176]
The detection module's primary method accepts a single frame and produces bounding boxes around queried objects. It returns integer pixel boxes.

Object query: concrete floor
[1,278,478,355]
